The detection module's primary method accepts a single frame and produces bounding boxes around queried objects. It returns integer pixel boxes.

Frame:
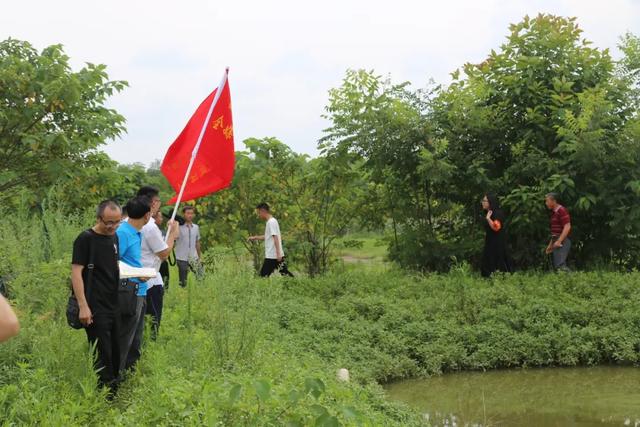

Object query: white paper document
[119,261,156,279]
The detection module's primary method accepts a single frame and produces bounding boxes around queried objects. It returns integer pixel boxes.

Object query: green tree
[285,153,363,276]
[433,14,640,269]
[194,138,362,276]
[0,39,127,207]
[194,138,295,271]
[321,70,465,271]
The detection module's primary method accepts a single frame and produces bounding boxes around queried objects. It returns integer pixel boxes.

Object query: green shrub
[2,210,639,425]
[269,268,640,383]
[0,220,422,425]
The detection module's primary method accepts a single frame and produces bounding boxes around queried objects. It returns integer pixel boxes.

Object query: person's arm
[274,235,283,261]
[71,264,92,326]
[0,294,19,342]
[156,220,179,261]
[485,210,502,232]
[553,223,572,248]
[248,235,265,241]
[195,226,202,258]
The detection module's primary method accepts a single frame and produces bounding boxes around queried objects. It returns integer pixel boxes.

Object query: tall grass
[2,200,639,425]
[0,193,88,296]
[0,205,419,425]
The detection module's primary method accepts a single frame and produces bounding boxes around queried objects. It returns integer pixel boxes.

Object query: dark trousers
[177,260,190,287]
[260,258,294,277]
[146,286,164,340]
[159,260,170,291]
[85,315,120,391]
[119,296,146,371]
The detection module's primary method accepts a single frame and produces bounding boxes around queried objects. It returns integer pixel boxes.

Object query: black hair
[485,193,501,210]
[125,196,151,219]
[96,200,121,217]
[484,193,505,223]
[137,185,160,199]
[182,205,195,213]
[256,202,270,212]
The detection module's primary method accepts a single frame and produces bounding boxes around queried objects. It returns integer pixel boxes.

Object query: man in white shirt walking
[248,203,294,277]
[137,186,179,339]
[175,206,201,287]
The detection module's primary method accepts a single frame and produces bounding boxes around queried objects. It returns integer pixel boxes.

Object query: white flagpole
[165,67,229,241]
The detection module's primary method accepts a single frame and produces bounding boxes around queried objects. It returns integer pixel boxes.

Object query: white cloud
[1,0,638,165]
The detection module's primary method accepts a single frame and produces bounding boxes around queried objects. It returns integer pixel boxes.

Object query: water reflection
[385,366,640,427]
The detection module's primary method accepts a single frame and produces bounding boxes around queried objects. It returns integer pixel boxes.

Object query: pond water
[385,366,640,427]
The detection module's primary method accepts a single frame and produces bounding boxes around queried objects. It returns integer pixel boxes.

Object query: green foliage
[0,39,127,208]
[319,15,640,272]
[0,193,87,296]
[193,137,364,276]
[321,69,456,251]
[2,205,640,425]
[432,14,640,269]
[0,38,175,214]
[387,228,479,272]
[271,267,640,383]
[6,16,640,274]
[0,210,421,426]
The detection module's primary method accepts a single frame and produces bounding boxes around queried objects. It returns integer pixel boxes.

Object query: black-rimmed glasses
[99,217,120,227]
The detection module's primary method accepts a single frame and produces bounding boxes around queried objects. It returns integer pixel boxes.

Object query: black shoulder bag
[66,231,96,329]
[118,278,139,317]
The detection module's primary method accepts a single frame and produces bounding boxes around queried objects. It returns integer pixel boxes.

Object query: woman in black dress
[480,193,511,277]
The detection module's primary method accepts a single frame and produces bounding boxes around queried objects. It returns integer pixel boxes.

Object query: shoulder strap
[84,230,98,302]
[113,233,120,269]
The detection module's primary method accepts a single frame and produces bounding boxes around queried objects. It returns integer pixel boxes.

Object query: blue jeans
[552,237,571,271]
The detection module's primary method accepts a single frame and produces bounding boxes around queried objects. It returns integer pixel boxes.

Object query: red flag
[161,73,234,204]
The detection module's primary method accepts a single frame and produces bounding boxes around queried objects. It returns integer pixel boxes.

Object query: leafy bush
[0,216,421,425]
[388,228,481,272]
[269,267,640,383]
[2,208,639,425]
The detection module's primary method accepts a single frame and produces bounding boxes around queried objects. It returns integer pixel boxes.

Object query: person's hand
[248,236,256,242]
[486,210,493,220]
[168,219,179,235]
[79,304,93,327]
[545,244,553,255]
[138,276,150,282]
[277,255,284,262]
[553,240,563,249]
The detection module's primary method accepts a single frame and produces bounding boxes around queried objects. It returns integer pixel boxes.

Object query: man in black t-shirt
[71,200,122,394]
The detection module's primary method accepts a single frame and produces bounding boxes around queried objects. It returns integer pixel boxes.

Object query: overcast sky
[2,0,639,166]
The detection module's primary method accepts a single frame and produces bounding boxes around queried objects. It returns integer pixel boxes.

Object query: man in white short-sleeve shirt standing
[175,206,201,287]
[248,203,294,277]
[138,186,178,340]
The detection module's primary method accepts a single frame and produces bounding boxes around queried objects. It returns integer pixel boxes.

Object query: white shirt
[141,218,168,288]
[264,217,283,259]
[175,223,200,261]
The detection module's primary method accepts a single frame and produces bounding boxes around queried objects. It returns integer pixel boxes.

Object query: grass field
[0,260,423,426]
[1,215,639,426]
[333,234,388,264]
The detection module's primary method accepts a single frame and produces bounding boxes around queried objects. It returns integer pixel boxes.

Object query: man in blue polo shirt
[117,196,151,372]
